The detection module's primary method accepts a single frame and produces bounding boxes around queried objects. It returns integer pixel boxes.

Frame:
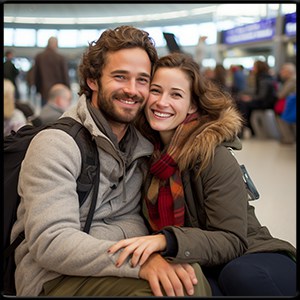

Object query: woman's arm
[109,146,249,267]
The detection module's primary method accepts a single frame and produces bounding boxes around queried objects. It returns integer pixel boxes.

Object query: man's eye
[115,75,125,80]
[150,88,160,94]
[138,78,150,84]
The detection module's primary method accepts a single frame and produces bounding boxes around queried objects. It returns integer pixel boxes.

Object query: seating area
[234,138,296,248]
[250,109,281,140]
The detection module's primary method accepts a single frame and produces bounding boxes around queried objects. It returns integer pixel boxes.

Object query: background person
[276,92,296,145]
[273,63,297,144]
[34,36,70,107]
[194,35,207,69]
[108,52,297,296]
[236,60,278,138]
[230,64,247,99]
[275,62,296,111]
[37,83,73,125]
[4,79,27,137]
[211,63,230,93]
[4,50,20,101]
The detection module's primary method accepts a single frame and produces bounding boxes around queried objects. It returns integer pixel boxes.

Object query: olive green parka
[143,106,296,267]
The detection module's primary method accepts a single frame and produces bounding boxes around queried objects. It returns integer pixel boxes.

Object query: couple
[11,26,296,297]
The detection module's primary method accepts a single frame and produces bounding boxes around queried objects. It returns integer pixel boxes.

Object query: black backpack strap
[48,117,100,232]
[83,159,100,233]
[4,119,99,253]
[3,232,25,258]
[47,117,99,207]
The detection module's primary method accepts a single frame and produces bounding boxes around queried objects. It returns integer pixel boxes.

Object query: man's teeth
[120,99,135,104]
[154,111,172,118]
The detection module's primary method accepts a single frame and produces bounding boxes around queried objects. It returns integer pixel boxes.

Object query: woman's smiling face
[145,67,196,144]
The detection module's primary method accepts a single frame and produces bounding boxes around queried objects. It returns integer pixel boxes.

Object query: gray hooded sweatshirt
[11,95,153,296]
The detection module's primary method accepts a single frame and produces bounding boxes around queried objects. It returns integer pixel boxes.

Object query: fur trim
[177,106,243,173]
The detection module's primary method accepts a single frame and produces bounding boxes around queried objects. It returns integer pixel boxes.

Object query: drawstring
[122,161,127,203]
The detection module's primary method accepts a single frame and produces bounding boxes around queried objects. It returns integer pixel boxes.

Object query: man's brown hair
[78,25,158,99]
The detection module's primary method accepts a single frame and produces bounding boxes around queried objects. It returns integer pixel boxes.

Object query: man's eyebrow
[111,70,128,74]
[140,72,151,79]
[111,70,151,78]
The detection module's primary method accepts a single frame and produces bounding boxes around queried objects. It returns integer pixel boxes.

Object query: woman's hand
[108,234,167,267]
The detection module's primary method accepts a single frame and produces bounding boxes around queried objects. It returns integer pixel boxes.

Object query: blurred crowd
[4,37,73,136]
[4,38,296,145]
[201,60,296,145]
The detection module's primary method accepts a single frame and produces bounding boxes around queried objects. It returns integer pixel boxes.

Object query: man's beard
[97,90,144,124]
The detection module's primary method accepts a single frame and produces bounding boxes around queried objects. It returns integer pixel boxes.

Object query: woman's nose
[156,94,169,107]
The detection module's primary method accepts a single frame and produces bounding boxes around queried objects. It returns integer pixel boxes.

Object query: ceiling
[3,3,218,29]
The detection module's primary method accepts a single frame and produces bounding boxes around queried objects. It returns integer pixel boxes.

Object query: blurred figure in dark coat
[4,50,20,101]
[34,37,70,107]
[236,60,277,137]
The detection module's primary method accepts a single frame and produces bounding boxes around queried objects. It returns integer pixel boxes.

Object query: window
[78,29,102,47]
[37,29,58,47]
[14,28,36,47]
[58,30,78,48]
[142,27,166,47]
[4,28,14,46]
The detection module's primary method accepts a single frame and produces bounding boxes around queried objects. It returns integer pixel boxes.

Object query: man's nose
[123,79,138,96]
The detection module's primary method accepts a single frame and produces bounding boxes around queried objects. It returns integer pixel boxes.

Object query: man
[3,50,20,100]
[11,26,208,297]
[34,36,70,106]
[37,83,73,125]
[277,62,296,101]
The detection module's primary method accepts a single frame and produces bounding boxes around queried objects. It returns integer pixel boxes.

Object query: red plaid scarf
[144,113,200,231]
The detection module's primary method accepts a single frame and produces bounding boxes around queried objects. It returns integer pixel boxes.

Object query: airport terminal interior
[3,2,297,248]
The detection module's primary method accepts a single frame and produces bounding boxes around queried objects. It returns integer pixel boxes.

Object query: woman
[237,60,278,138]
[108,53,296,296]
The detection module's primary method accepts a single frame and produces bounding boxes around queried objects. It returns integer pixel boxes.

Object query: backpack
[2,117,100,296]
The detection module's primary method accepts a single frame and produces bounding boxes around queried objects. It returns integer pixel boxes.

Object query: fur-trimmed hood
[177,106,243,174]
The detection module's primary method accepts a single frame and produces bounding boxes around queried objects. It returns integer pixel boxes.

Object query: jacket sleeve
[163,146,249,266]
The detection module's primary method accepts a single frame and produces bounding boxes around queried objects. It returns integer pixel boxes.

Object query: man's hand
[139,253,198,296]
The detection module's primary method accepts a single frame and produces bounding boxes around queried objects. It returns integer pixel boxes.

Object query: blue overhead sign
[284,12,296,36]
[222,18,276,45]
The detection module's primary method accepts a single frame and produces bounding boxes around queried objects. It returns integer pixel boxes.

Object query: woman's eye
[172,93,182,98]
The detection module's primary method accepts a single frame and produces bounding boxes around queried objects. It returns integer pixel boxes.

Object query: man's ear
[87,78,98,91]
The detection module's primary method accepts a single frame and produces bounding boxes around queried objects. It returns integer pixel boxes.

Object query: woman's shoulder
[214,144,238,161]
[192,144,241,180]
